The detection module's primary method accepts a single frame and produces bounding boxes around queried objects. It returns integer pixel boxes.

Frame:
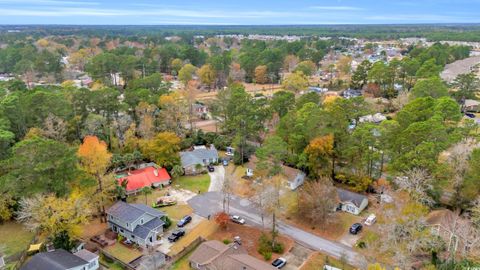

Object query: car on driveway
[168,229,185,242]
[364,214,376,226]
[207,165,215,172]
[222,159,228,166]
[230,215,245,225]
[177,215,192,227]
[349,223,363,234]
[272,257,287,269]
[465,113,476,118]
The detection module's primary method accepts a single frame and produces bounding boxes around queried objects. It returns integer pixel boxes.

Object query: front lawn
[174,174,210,193]
[0,222,34,257]
[104,243,142,264]
[161,204,193,222]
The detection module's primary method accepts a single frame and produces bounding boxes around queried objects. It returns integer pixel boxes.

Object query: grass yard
[129,187,169,206]
[161,204,193,222]
[104,243,142,264]
[301,252,354,270]
[168,220,218,256]
[0,222,35,257]
[174,174,210,193]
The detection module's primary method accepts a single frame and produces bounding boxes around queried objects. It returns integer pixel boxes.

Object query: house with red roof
[117,163,171,195]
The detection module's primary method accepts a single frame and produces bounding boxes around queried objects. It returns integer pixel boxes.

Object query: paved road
[208,166,225,192]
[188,192,368,268]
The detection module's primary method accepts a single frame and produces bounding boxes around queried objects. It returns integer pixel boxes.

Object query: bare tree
[296,178,338,228]
[395,168,435,206]
[43,113,67,141]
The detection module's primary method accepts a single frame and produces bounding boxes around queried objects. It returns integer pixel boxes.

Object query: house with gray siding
[180,145,219,175]
[107,201,166,247]
[336,188,369,215]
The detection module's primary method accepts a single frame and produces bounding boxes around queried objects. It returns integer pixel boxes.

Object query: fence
[163,237,204,269]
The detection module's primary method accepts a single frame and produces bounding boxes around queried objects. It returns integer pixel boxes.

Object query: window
[120,229,124,233]
[126,223,129,228]
[131,234,135,239]
[88,261,96,268]
[141,219,144,224]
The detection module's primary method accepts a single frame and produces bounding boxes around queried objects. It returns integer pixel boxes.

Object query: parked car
[364,214,377,226]
[272,257,287,269]
[230,215,245,225]
[168,229,185,242]
[177,215,192,227]
[349,223,363,234]
[222,159,228,166]
[465,113,476,118]
[207,165,215,172]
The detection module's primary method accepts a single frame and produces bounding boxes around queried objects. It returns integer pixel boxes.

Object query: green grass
[161,204,193,221]
[0,222,35,257]
[104,243,142,264]
[174,174,210,193]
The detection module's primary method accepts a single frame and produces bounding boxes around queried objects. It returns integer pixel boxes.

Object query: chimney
[154,169,158,177]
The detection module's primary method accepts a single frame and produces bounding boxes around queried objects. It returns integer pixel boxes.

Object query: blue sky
[0,0,479,25]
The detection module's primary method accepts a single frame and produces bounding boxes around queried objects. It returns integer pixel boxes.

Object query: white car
[272,257,287,269]
[364,214,377,226]
[230,215,245,225]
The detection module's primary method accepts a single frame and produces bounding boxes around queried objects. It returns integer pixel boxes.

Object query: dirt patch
[301,252,355,270]
[208,222,294,263]
[282,244,314,270]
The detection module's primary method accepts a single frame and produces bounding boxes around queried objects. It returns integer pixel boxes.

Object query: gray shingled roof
[73,249,98,262]
[180,147,218,167]
[21,249,87,270]
[337,188,367,208]
[107,201,165,223]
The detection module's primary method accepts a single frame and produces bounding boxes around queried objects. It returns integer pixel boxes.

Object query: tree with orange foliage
[304,134,334,177]
[254,65,269,84]
[214,212,230,230]
[78,136,112,222]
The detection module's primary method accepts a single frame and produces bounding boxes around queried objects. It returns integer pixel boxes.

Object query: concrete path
[208,166,225,192]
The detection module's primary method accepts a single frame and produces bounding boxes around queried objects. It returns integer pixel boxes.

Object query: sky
[0,0,480,25]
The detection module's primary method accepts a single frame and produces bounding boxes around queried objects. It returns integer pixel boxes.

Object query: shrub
[223,239,231,244]
[162,216,172,229]
[263,251,272,261]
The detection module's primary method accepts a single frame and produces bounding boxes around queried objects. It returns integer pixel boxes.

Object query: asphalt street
[188,191,368,268]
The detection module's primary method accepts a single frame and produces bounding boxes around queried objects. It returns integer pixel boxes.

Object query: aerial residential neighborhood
[1,1,480,270]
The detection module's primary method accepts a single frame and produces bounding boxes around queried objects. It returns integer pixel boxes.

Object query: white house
[336,188,369,215]
[283,166,306,190]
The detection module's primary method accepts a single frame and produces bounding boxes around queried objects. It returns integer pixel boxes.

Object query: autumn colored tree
[170,58,183,76]
[282,71,309,93]
[77,135,112,222]
[283,55,299,72]
[228,62,246,82]
[337,55,353,75]
[198,64,216,89]
[214,212,230,230]
[140,132,181,169]
[17,190,92,237]
[255,65,269,84]
[304,134,334,177]
[294,60,316,76]
[178,63,197,86]
[158,92,188,135]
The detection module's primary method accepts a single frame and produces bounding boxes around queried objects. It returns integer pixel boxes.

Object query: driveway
[208,166,225,192]
[188,192,368,268]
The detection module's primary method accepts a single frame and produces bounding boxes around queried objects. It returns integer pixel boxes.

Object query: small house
[107,201,166,247]
[189,240,276,270]
[180,145,219,175]
[21,249,99,270]
[117,164,171,195]
[284,166,306,190]
[336,188,368,215]
[463,99,480,112]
